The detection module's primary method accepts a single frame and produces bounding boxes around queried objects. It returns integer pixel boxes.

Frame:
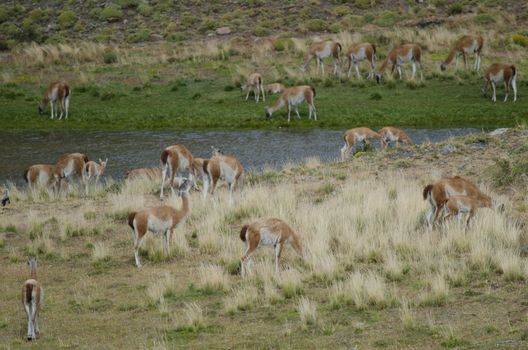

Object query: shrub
[356,0,375,9]
[306,19,326,32]
[252,25,269,37]
[100,5,123,21]
[127,28,150,43]
[512,34,528,47]
[58,9,77,29]
[329,23,341,33]
[168,32,186,42]
[474,13,495,24]
[28,8,49,23]
[341,15,364,29]
[273,38,294,52]
[198,18,218,34]
[369,92,382,100]
[138,3,153,16]
[117,0,140,8]
[103,50,118,64]
[447,4,463,16]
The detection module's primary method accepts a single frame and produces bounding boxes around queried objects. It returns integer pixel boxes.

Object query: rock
[440,144,456,155]
[215,26,231,35]
[489,128,509,136]
[149,34,164,42]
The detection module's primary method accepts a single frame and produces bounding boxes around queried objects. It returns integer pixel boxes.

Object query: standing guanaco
[38,81,70,120]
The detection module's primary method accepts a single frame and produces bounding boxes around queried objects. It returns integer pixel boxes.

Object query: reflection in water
[0,129,479,184]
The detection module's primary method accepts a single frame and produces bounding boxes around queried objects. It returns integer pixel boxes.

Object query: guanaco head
[1,189,9,207]
[375,73,383,84]
[240,83,247,92]
[27,257,37,271]
[178,179,192,197]
[265,107,272,119]
[38,100,48,114]
[211,146,223,157]
[440,62,448,71]
[99,158,108,170]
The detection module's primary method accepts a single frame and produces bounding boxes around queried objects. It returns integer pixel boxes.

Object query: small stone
[215,26,231,35]
[440,144,456,155]
[489,128,509,136]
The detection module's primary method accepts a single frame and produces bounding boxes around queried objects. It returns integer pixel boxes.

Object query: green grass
[1,78,526,131]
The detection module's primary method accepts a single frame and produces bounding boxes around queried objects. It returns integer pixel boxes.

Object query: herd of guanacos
[13,33,508,341]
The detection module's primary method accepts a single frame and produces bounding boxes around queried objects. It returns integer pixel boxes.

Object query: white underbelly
[63,160,75,177]
[317,45,332,59]
[260,229,280,247]
[147,216,172,234]
[38,171,50,185]
[220,161,236,183]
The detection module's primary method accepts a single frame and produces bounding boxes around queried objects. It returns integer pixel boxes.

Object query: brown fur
[242,73,265,103]
[302,41,342,76]
[341,127,381,160]
[345,42,377,79]
[266,85,317,122]
[55,153,89,191]
[204,151,244,196]
[240,224,249,242]
[22,258,43,340]
[378,127,413,149]
[442,194,492,228]
[24,164,58,188]
[377,44,423,81]
[240,218,303,276]
[129,181,192,267]
[39,81,70,119]
[423,176,491,226]
[266,83,285,94]
[159,144,195,198]
[481,63,517,102]
[441,35,483,70]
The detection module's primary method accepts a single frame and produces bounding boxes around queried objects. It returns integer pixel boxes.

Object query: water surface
[0,128,479,184]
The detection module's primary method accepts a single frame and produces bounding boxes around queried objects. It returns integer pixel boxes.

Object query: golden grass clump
[91,241,110,262]
[147,272,177,305]
[173,302,206,332]
[224,285,258,315]
[297,296,318,327]
[197,264,230,293]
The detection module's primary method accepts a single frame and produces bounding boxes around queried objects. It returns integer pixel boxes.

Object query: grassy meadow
[1,129,528,349]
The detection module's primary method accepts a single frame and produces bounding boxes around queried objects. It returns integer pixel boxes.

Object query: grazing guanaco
[340,127,381,161]
[126,167,162,181]
[128,179,192,268]
[442,195,491,228]
[22,258,44,341]
[38,81,70,120]
[1,189,9,206]
[203,147,243,202]
[344,43,376,79]
[240,218,303,276]
[265,85,317,123]
[55,153,89,191]
[375,44,424,82]
[241,73,265,103]
[423,176,492,228]
[441,35,483,72]
[378,127,413,149]
[83,158,108,194]
[159,144,195,199]
[266,83,285,95]
[481,63,517,103]
[23,165,59,189]
[301,41,342,76]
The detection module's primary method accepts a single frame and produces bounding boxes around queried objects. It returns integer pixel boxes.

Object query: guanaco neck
[30,264,37,280]
[378,55,390,74]
[269,97,285,113]
[179,193,190,216]
[443,48,458,66]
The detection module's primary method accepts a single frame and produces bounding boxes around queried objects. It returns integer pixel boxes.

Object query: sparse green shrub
[329,23,341,33]
[103,50,118,64]
[100,5,123,21]
[474,13,495,24]
[341,14,364,29]
[512,34,528,47]
[198,18,218,34]
[58,8,77,29]
[127,28,150,43]
[355,0,375,10]
[73,22,85,32]
[138,3,153,16]
[447,3,463,16]
[273,38,294,52]
[0,5,9,23]
[117,0,140,8]
[252,25,269,37]
[28,8,49,23]
[306,19,326,32]
[168,32,186,42]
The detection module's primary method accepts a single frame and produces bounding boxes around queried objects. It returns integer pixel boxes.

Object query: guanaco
[481,63,517,103]
[265,85,316,123]
[22,258,43,341]
[441,35,483,72]
[38,81,70,120]
[301,41,342,76]
[341,127,381,160]
[375,44,423,82]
